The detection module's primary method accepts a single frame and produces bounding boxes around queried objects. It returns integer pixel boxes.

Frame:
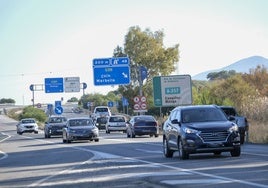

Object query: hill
[192,56,268,80]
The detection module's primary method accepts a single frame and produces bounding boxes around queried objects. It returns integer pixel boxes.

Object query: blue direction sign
[54,106,63,115]
[45,78,64,93]
[107,101,113,107]
[93,57,130,86]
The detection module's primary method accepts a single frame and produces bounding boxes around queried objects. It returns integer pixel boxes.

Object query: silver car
[16,118,38,135]
[105,115,127,133]
[63,117,99,143]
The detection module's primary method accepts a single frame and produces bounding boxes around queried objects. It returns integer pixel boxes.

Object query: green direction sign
[153,75,192,107]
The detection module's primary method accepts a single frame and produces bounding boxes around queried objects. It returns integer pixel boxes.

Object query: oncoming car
[44,116,67,138]
[63,117,99,143]
[16,118,38,135]
[163,105,241,160]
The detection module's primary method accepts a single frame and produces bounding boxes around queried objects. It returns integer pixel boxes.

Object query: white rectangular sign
[64,77,80,92]
[153,75,192,107]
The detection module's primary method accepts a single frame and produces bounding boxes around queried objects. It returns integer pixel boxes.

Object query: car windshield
[96,108,108,113]
[182,108,227,123]
[21,119,35,124]
[69,119,93,127]
[110,116,125,122]
[49,117,66,123]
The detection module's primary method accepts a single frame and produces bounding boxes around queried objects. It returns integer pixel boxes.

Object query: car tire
[127,129,131,138]
[155,134,159,137]
[230,146,241,157]
[94,139,99,142]
[179,138,189,160]
[163,137,173,158]
[131,130,135,138]
[63,139,66,143]
[34,131,38,134]
[106,129,110,134]
[240,133,245,144]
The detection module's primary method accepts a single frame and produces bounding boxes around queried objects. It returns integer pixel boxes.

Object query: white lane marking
[161,179,232,185]
[136,148,162,154]
[10,134,268,188]
[0,132,10,160]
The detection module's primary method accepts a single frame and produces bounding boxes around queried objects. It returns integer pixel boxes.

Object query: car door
[166,109,181,149]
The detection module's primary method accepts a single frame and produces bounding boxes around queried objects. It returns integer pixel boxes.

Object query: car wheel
[230,146,241,157]
[163,137,173,158]
[127,129,131,138]
[240,133,245,144]
[34,131,38,134]
[131,130,135,138]
[155,134,159,137]
[106,129,110,134]
[63,139,66,143]
[94,139,99,142]
[179,138,189,160]
[18,132,22,135]
[47,134,51,138]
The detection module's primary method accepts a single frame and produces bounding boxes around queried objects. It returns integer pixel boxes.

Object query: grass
[248,120,268,144]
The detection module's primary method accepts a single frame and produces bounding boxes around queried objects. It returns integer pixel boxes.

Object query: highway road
[0,114,268,188]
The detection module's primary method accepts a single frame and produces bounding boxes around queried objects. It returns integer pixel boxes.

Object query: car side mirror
[228,116,236,121]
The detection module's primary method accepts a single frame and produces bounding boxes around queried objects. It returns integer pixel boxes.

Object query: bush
[19,106,47,123]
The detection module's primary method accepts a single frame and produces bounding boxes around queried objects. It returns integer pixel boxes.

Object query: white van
[92,106,111,120]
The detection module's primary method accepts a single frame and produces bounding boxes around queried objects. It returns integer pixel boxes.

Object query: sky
[0,0,268,105]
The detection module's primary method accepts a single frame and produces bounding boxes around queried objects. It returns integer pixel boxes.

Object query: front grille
[199,130,229,142]
[25,126,33,128]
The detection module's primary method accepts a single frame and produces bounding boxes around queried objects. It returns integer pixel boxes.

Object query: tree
[113,26,180,113]
[0,98,16,104]
[123,26,179,85]
[243,65,268,97]
[207,70,237,81]
[67,97,79,103]
[209,74,257,110]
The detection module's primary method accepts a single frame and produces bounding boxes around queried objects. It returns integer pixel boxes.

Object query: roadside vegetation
[2,26,268,143]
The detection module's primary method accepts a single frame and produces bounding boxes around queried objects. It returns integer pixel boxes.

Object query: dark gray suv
[44,116,67,138]
[163,105,241,160]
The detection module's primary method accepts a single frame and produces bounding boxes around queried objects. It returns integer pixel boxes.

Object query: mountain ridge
[192,56,268,80]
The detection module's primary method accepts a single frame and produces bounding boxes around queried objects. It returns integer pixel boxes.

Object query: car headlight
[229,123,239,133]
[92,127,99,133]
[182,127,200,134]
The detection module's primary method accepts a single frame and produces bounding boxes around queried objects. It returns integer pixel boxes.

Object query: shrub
[19,106,47,123]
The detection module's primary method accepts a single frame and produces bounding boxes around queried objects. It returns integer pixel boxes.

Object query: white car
[105,115,127,133]
[16,118,39,135]
[92,106,111,121]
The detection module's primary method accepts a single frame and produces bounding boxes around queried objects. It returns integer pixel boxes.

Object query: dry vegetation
[248,120,268,143]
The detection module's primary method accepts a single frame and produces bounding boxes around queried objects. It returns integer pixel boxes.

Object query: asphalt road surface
[0,114,268,188]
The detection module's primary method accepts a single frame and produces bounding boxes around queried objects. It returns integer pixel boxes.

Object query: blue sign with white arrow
[93,57,130,86]
[54,106,63,115]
